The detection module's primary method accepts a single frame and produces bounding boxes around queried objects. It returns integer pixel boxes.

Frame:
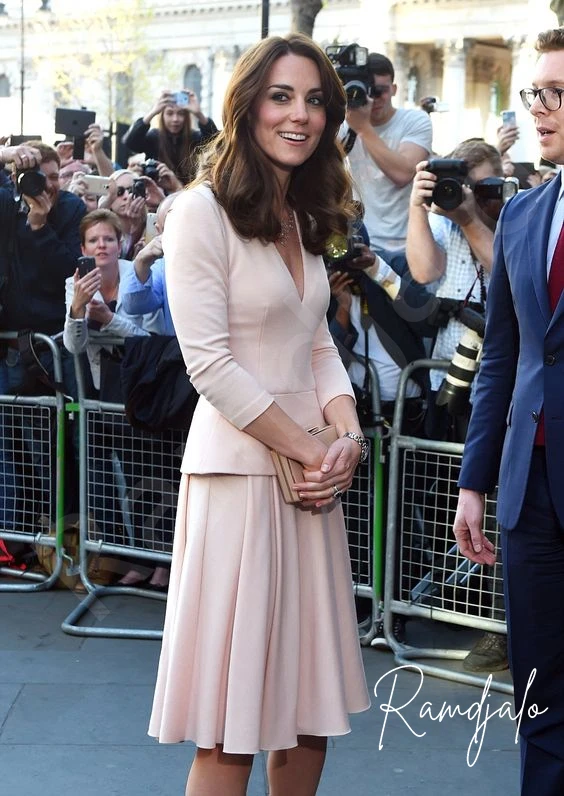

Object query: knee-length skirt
[148,473,371,754]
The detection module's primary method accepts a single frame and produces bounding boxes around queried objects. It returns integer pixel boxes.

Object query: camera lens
[17,170,47,198]
[432,178,463,211]
[344,80,368,108]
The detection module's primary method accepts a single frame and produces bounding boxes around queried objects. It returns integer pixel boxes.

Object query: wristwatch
[343,431,369,463]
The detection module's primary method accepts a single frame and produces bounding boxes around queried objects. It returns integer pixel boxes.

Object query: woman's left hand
[294,437,361,509]
[184,90,201,115]
[86,299,113,327]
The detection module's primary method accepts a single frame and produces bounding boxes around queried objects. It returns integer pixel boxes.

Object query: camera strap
[462,256,487,312]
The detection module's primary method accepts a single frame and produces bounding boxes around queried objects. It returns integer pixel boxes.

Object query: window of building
[183,64,202,99]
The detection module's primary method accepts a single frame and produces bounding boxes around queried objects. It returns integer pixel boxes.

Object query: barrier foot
[61,583,165,640]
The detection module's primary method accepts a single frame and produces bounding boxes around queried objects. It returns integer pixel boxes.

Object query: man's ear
[391,83,397,98]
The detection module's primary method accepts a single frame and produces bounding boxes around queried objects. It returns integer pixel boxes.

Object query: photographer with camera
[339,50,432,255]
[121,89,217,186]
[407,138,509,674]
[0,141,86,343]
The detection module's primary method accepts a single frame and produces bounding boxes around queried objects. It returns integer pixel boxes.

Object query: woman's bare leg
[185,745,253,796]
[267,735,327,796]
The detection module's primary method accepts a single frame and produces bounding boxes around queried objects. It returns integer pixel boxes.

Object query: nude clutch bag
[270,425,338,504]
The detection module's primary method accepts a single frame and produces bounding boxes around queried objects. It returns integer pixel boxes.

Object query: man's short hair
[536,28,564,53]
[368,53,394,82]
[24,141,60,167]
[449,139,503,176]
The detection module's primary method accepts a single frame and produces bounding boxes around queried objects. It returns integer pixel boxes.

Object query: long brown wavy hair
[158,109,196,184]
[194,34,354,254]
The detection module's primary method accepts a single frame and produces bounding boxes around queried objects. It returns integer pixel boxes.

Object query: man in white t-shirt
[344,53,433,254]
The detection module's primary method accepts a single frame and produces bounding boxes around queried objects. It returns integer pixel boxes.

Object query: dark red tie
[535,222,564,445]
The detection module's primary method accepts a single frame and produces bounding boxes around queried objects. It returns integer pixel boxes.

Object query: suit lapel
[527,176,561,326]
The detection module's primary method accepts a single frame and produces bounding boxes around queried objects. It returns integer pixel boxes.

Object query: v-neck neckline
[274,210,305,303]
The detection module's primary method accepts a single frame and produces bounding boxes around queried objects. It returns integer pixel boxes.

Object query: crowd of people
[1,27,562,794]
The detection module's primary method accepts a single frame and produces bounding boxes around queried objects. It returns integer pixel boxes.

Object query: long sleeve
[35,191,86,286]
[121,118,159,158]
[63,277,88,354]
[163,190,274,430]
[311,317,355,413]
[121,259,165,316]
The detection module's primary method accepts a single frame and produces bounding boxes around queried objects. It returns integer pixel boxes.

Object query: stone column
[441,38,468,146]
[386,42,409,107]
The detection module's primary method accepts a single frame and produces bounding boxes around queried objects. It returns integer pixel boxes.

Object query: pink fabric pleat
[148,473,370,754]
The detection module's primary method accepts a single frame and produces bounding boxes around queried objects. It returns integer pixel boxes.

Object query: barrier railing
[381,359,511,694]
[62,344,387,640]
[342,359,388,646]
[0,332,67,592]
[62,346,184,639]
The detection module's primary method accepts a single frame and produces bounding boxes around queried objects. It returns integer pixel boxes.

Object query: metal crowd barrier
[381,359,511,694]
[0,332,67,592]
[62,340,387,640]
[62,346,185,639]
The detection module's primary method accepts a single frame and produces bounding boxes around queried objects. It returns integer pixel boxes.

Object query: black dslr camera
[141,158,159,181]
[16,169,47,198]
[425,159,468,211]
[326,43,372,108]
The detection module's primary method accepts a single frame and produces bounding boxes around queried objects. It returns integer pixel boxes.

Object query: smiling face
[530,49,564,165]
[251,53,327,188]
[40,159,61,203]
[81,221,120,270]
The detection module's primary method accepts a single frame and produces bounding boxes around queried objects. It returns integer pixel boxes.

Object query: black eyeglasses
[520,86,564,111]
[116,185,133,197]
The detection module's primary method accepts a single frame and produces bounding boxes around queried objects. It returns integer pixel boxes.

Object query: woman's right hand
[147,90,175,120]
[70,268,102,319]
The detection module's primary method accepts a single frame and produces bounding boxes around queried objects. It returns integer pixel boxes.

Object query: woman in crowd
[98,169,159,260]
[63,208,169,591]
[122,89,217,185]
[148,34,370,795]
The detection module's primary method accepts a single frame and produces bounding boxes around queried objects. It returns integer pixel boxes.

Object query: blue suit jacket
[459,174,564,529]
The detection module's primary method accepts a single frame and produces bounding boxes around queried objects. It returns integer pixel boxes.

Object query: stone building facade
[0,0,558,161]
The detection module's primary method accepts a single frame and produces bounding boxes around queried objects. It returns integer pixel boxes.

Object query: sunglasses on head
[116,185,133,197]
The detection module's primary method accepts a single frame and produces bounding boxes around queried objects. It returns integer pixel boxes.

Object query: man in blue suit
[454,28,564,794]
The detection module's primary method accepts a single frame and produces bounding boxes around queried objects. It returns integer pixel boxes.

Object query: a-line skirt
[148,473,371,754]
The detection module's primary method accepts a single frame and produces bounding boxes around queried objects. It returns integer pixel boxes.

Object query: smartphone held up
[77,256,96,278]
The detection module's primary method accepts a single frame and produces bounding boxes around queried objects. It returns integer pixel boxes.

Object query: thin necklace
[278,207,295,247]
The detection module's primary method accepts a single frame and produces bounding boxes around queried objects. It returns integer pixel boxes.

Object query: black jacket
[0,188,86,335]
[120,334,198,432]
[121,117,218,182]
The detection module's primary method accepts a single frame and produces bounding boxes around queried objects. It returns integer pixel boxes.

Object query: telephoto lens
[435,307,486,415]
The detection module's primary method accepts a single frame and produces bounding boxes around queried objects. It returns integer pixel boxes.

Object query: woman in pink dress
[148,33,370,795]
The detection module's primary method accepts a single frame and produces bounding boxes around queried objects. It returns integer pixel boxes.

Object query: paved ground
[0,586,520,795]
